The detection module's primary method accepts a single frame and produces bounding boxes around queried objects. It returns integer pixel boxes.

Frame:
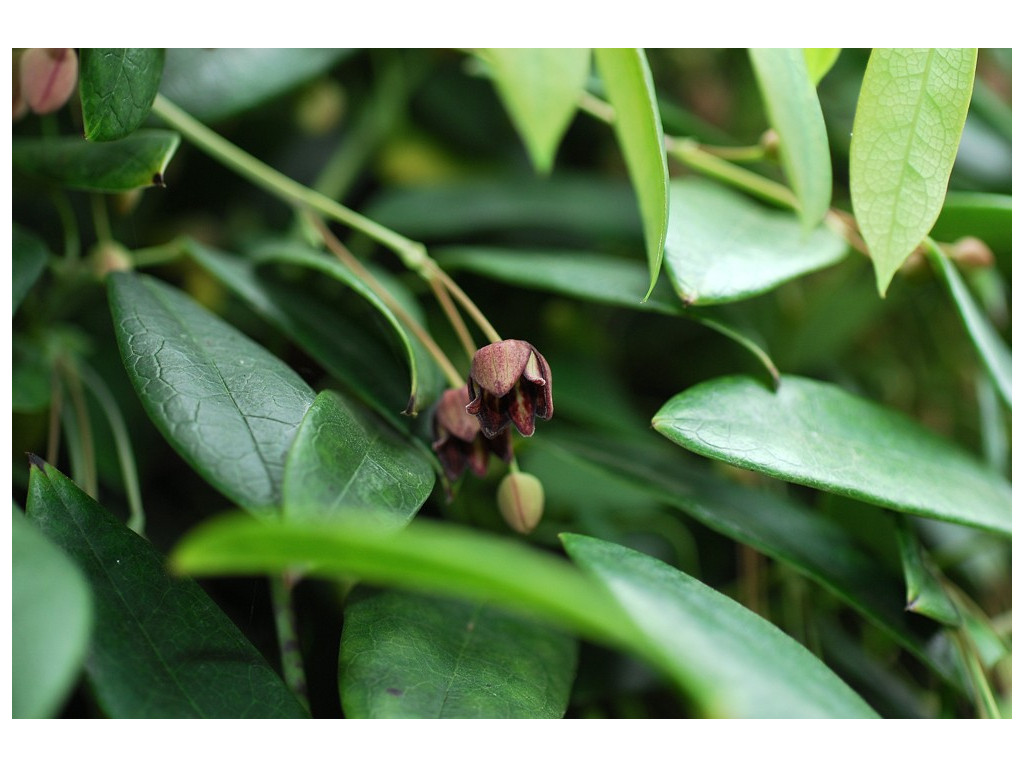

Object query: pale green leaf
[850,48,978,295]
[479,48,590,174]
[804,48,841,85]
[749,48,832,228]
[593,48,669,300]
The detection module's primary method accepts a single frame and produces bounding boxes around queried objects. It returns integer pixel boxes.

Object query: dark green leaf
[364,175,641,243]
[749,48,832,228]
[159,48,352,123]
[13,507,92,718]
[931,191,1012,258]
[339,589,577,718]
[894,517,960,626]
[12,333,52,413]
[850,48,978,295]
[80,49,165,141]
[561,534,877,718]
[13,224,49,315]
[25,459,308,718]
[13,130,180,192]
[664,178,848,305]
[283,390,434,526]
[926,244,1011,406]
[653,375,1011,536]
[478,48,590,174]
[108,272,315,511]
[593,48,669,300]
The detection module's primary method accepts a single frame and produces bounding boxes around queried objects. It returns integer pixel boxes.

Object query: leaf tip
[26,452,47,471]
[151,172,166,188]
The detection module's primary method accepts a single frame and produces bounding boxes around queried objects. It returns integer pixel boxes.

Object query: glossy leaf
[80,48,165,141]
[593,48,669,300]
[931,191,1012,257]
[664,178,848,305]
[25,459,308,718]
[13,224,49,315]
[749,48,832,228]
[479,48,590,174]
[894,517,960,626]
[561,534,877,718]
[283,390,434,526]
[12,130,180,192]
[926,243,1011,406]
[653,375,1011,536]
[339,589,577,718]
[13,507,92,718]
[365,175,640,242]
[159,48,352,123]
[850,48,978,296]
[108,272,315,511]
[541,431,947,679]
[804,48,841,85]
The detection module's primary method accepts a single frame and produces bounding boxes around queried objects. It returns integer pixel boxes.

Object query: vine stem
[269,574,310,713]
[307,214,465,390]
[428,276,477,365]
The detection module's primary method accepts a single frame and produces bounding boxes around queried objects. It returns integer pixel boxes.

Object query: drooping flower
[466,340,553,439]
[432,386,512,485]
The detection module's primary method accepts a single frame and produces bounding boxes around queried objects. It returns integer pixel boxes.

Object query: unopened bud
[89,241,133,277]
[19,48,78,115]
[497,471,544,535]
[947,236,994,269]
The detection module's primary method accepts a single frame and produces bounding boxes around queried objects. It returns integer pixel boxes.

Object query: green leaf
[653,375,1011,536]
[478,48,590,174]
[13,224,49,315]
[539,430,949,680]
[339,589,577,718]
[561,534,877,718]
[926,242,1011,406]
[749,48,832,228]
[108,272,315,511]
[283,390,434,526]
[894,517,960,626]
[159,48,352,123]
[593,48,669,301]
[850,48,978,296]
[188,239,439,419]
[13,507,92,718]
[365,175,640,243]
[931,191,1012,257]
[12,130,180,192]
[25,459,308,718]
[804,48,841,85]
[664,178,848,305]
[80,48,165,142]
[12,333,52,413]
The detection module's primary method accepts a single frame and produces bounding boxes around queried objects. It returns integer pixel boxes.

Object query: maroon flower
[432,386,512,484]
[467,340,553,439]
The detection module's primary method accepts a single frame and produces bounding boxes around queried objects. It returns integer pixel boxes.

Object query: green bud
[497,471,544,535]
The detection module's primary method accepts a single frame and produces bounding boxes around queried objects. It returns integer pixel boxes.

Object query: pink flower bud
[432,386,512,485]
[497,471,545,534]
[20,48,78,115]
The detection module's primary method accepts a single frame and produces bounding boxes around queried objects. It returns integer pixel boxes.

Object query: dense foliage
[12,48,1011,719]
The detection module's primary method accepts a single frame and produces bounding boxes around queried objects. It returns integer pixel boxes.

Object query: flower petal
[470,340,534,397]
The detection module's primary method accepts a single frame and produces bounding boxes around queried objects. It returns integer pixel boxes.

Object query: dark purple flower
[467,340,553,439]
[432,386,512,484]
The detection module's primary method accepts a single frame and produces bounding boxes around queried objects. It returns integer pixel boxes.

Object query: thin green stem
[46,368,63,466]
[951,628,1001,718]
[428,276,477,365]
[78,361,146,536]
[269,574,310,713]
[90,194,113,243]
[50,189,80,263]
[308,214,465,389]
[131,241,188,268]
[58,357,97,499]
[433,269,502,345]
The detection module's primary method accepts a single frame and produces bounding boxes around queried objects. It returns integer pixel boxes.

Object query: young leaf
[159,48,353,123]
[13,223,50,315]
[80,48,165,142]
[339,589,577,718]
[850,48,978,296]
[283,390,434,526]
[478,48,591,174]
[108,272,315,511]
[664,178,847,305]
[893,517,960,626]
[926,242,1011,407]
[25,459,308,718]
[12,130,180,192]
[804,48,841,85]
[749,48,832,228]
[593,48,669,301]
[13,508,93,718]
[653,375,1011,536]
[561,534,877,718]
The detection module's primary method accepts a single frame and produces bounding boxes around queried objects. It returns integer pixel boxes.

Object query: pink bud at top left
[19,48,78,116]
